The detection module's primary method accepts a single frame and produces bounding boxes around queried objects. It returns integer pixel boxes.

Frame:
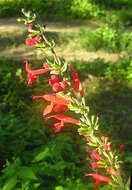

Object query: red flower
[92,163,101,168]
[52,83,63,92]
[28,24,34,29]
[25,60,51,84]
[104,142,111,152]
[61,81,69,89]
[43,62,50,69]
[78,130,83,135]
[53,104,68,112]
[32,94,70,116]
[85,173,111,189]
[49,75,59,86]
[34,35,42,42]
[86,136,92,142]
[86,147,91,152]
[92,150,101,160]
[101,135,105,142]
[120,144,124,152]
[26,38,36,46]
[70,65,83,96]
[45,114,80,133]
[101,136,111,152]
[86,157,91,161]
[43,94,70,105]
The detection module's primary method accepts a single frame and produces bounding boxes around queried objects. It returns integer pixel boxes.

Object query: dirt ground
[0,18,126,62]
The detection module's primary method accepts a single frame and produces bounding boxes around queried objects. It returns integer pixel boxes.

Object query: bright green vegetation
[0,0,132,27]
[78,25,132,53]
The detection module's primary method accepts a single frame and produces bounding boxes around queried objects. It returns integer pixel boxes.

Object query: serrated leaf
[18,167,37,180]
[3,177,17,190]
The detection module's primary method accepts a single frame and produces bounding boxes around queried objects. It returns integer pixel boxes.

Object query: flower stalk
[18,10,129,190]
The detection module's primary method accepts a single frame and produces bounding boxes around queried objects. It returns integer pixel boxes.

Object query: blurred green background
[0,0,132,189]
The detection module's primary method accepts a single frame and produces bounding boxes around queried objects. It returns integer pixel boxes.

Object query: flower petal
[53,104,68,112]
[43,94,70,105]
[46,114,80,124]
[43,102,54,116]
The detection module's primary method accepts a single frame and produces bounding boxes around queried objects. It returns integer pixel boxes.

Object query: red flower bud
[92,150,101,160]
[92,162,101,168]
[120,144,124,152]
[78,130,83,135]
[28,24,34,29]
[86,157,90,161]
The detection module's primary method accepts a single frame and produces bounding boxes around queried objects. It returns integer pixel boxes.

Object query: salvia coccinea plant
[18,9,130,190]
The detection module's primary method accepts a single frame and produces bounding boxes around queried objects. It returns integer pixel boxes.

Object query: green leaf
[61,62,68,73]
[50,70,59,75]
[33,147,50,162]
[82,96,86,106]
[18,167,37,180]
[55,186,63,190]
[3,177,17,190]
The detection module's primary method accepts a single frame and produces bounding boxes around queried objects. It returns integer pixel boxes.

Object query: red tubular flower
[101,135,105,142]
[25,60,51,84]
[43,94,70,105]
[92,163,101,168]
[49,75,59,86]
[70,65,83,96]
[46,114,80,124]
[92,150,101,160]
[34,35,42,42]
[43,62,50,69]
[28,24,34,29]
[52,83,63,92]
[32,94,70,116]
[53,122,62,133]
[86,157,91,161]
[104,142,111,152]
[45,114,80,132]
[26,38,36,46]
[85,173,111,189]
[120,144,124,152]
[61,81,69,89]
[53,104,68,112]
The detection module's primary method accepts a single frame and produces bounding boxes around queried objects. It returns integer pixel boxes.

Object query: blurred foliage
[78,25,132,53]
[0,0,132,26]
